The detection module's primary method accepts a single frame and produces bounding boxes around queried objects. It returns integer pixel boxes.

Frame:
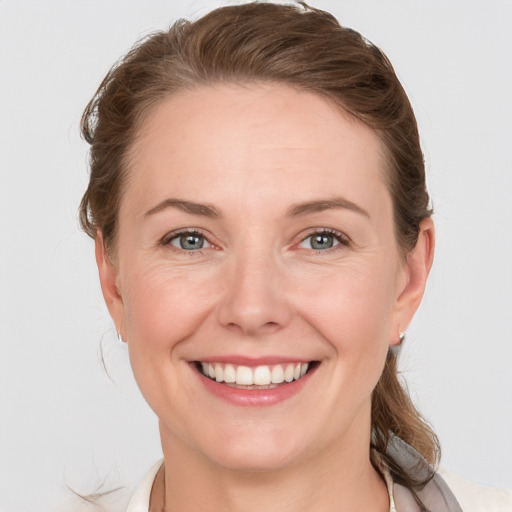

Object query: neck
[151,423,389,512]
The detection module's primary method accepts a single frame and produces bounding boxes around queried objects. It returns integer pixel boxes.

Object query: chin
[195,423,305,473]
[209,446,300,474]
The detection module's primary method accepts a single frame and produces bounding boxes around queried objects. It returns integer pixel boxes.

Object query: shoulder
[393,471,512,512]
[385,435,512,512]
[438,468,512,512]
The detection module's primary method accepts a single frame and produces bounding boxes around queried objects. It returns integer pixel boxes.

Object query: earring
[117,331,126,344]
[390,331,405,354]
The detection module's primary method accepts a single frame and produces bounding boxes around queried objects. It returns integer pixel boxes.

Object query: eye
[298,230,348,251]
[167,231,211,251]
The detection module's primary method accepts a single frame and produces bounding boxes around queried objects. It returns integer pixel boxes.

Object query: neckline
[127,458,397,512]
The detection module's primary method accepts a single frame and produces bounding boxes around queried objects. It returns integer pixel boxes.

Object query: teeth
[254,366,271,385]
[271,365,285,384]
[284,364,294,382]
[236,366,254,385]
[199,362,310,386]
[224,364,236,383]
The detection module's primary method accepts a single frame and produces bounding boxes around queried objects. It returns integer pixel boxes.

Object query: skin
[96,83,434,512]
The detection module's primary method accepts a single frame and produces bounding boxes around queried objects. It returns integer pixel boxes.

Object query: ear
[95,232,126,340]
[390,217,435,346]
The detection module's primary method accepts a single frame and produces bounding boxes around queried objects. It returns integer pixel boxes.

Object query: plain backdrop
[1,1,511,510]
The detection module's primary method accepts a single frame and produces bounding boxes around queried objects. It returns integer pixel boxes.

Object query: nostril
[223,319,283,336]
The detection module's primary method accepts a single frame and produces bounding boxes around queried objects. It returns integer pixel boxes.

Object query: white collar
[125,459,163,512]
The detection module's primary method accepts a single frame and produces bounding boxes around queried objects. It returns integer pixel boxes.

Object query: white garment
[126,458,512,512]
[126,460,162,512]
[439,469,512,512]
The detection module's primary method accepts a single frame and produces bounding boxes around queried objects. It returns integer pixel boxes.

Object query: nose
[216,249,292,336]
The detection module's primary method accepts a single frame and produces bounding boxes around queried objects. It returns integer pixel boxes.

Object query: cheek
[294,263,397,343]
[120,265,219,418]
[291,262,397,394]
[121,263,218,352]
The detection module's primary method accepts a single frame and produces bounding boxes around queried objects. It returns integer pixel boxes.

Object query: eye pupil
[311,234,334,250]
[180,234,204,250]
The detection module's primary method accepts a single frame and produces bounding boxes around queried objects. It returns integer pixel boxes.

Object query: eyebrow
[144,198,220,218]
[144,196,369,220]
[287,197,370,218]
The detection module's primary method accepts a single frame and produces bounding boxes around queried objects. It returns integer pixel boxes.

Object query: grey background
[1,1,511,510]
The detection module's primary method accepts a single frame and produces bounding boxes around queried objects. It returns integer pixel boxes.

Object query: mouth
[194,361,318,389]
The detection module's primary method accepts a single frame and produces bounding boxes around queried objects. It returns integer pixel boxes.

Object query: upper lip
[189,355,314,366]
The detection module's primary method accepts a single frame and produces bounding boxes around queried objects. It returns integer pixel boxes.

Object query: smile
[197,361,311,388]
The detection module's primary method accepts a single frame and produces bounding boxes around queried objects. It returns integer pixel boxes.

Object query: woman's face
[97,83,432,472]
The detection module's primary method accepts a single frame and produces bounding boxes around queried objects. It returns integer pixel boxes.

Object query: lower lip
[195,366,315,407]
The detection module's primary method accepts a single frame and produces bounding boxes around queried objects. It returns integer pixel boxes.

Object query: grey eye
[170,232,209,250]
[310,233,335,250]
[298,231,343,251]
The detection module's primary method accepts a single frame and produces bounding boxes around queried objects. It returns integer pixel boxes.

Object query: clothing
[439,470,512,512]
[126,438,512,512]
[126,459,162,512]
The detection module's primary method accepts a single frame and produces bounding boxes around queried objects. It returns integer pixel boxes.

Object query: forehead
[125,83,390,218]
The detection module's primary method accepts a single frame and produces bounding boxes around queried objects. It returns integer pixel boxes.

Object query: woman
[78,2,507,511]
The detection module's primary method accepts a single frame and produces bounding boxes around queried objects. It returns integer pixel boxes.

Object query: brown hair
[80,0,438,495]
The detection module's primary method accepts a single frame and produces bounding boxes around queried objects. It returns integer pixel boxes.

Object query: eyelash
[297,228,350,254]
[160,228,350,254]
[160,229,213,254]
